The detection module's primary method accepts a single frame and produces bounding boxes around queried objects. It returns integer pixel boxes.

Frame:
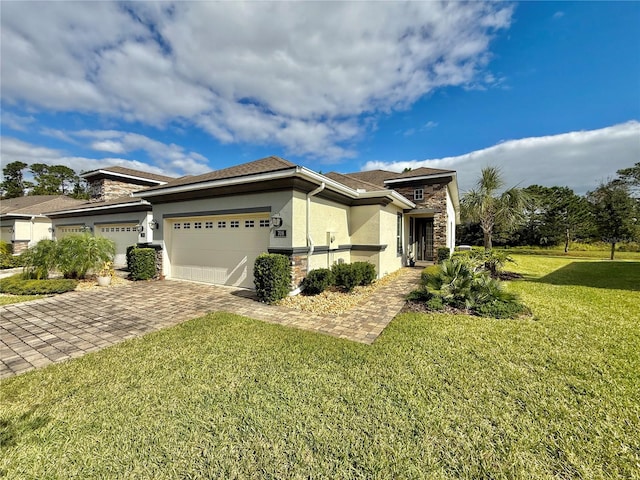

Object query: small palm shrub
[469,249,514,278]
[57,234,115,279]
[302,268,334,295]
[417,258,529,318]
[21,239,58,280]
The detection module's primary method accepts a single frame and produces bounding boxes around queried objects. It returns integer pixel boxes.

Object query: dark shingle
[143,156,296,191]
[1,195,86,215]
[82,166,175,183]
[324,172,384,192]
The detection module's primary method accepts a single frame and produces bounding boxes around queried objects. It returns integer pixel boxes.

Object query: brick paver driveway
[1,268,422,378]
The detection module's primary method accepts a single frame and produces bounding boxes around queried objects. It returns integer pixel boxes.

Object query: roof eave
[383,172,455,184]
[81,169,168,185]
[46,200,151,216]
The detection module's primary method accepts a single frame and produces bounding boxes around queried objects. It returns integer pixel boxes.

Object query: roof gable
[81,166,175,184]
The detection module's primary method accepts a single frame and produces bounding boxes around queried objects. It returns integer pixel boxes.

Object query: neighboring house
[131,156,460,289]
[0,195,85,254]
[46,166,175,266]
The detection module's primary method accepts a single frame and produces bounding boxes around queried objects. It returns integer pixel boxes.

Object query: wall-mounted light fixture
[148,219,159,230]
[48,227,55,233]
[82,224,93,233]
[270,214,283,228]
[8,227,14,234]
[135,224,144,233]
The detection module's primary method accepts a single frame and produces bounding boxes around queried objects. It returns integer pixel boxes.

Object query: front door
[415,218,434,261]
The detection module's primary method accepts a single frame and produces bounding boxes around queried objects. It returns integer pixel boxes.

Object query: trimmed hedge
[128,247,157,281]
[302,268,334,295]
[437,247,450,263]
[254,253,291,303]
[0,275,78,295]
[331,261,376,292]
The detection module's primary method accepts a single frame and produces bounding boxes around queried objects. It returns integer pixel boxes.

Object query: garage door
[97,224,139,267]
[169,214,271,289]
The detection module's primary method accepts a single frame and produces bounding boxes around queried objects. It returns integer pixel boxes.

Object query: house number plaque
[275,230,287,238]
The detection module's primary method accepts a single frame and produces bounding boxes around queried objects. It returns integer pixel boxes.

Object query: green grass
[0,294,44,306]
[1,255,639,479]
[500,245,640,260]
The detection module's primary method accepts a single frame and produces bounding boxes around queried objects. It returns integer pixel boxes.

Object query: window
[183,222,191,229]
[230,220,239,228]
[205,221,213,229]
[414,188,424,201]
[259,219,270,228]
[174,223,181,229]
[194,222,202,229]
[245,220,255,228]
[126,227,131,232]
[218,221,226,228]
[397,213,403,255]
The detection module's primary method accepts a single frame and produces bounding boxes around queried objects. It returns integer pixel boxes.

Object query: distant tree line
[0,161,89,199]
[459,162,639,259]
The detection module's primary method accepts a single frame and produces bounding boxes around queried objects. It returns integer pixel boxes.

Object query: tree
[519,185,593,251]
[461,166,528,250]
[616,162,640,194]
[29,163,79,195]
[0,161,28,198]
[587,181,638,260]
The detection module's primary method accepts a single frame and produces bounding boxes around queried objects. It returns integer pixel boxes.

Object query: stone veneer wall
[392,182,449,260]
[290,254,308,290]
[90,179,143,202]
[12,240,29,255]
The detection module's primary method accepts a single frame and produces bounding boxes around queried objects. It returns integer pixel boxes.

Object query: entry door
[416,218,434,261]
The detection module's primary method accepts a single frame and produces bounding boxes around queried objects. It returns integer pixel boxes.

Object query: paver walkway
[0,268,422,379]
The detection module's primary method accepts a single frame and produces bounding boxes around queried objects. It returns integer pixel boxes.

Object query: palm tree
[461,166,528,251]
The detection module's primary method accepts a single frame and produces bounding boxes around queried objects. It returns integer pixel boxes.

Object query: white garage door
[169,214,271,289]
[97,224,139,267]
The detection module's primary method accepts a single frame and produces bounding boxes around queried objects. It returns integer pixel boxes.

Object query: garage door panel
[97,224,138,267]
[169,215,269,288]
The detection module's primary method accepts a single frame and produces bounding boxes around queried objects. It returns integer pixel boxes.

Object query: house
[42,156,459,288]
[46,166,175,266]
[0,195,85,253]
[130,156,460,289]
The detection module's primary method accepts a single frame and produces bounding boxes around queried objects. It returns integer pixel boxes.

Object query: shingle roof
[82,166,175,183]
[342,170,400,187]
[324,172,384,192]
[45,195,150,215]
[143,156,296,191]
[388,167,455,180]
[1,195,86,216]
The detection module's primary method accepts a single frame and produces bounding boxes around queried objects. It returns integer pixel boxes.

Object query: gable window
[414,188,424,201]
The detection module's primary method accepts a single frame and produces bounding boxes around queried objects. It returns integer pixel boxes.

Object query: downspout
[289,182,325,296]
[30,216,36,247]
[307,182,325,259]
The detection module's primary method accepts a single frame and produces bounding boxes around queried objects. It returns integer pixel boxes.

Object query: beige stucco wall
[31,217,53,245]
[0,225,13,243]
[349,205,380,245]
[292,192,351,249]
[377,205,404,277]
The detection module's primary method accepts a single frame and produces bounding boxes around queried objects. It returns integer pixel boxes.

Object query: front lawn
[1,255,638,478]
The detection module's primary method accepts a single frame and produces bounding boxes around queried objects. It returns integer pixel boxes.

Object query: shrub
[426,295,445,311]
[353,262,376,286]
[21,239,58,280]
[0,241,22,269]
[406,289,431,302]
[420,265,440,286]
[302,268,334,295]
[0,274,77,295]
[57,234,115,279]
[469,249,513,278]
[128,248,156,281]
[254,253,291,303]
[437,247,450,263]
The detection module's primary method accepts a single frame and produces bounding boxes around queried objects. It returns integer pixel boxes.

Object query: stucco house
[0,195,85,254]
[131,156,459,289]
[44,156,459,289]
[47,166,175,266]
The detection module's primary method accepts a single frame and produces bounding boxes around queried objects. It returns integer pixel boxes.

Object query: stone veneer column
[290,254,308,290]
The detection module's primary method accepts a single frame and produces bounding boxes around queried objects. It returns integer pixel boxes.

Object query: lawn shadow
[533,261,640,291]
[0,409,50,450]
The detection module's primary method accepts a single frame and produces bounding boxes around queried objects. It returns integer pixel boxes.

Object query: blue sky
[1,1,639,195]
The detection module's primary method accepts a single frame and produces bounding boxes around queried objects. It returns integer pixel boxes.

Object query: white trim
[0,213,48,219]
[81,169,168,185]
[46,200,151,216]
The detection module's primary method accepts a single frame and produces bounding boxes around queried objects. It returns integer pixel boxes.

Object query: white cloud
[0,1,513,159]
[362,121,640,195]
[1,112,35,132]
[0,133,210,178]
[553,11,565,20]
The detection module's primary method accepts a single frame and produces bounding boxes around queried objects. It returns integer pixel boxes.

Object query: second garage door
[97,224,139,267]
[169,214,271,289]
